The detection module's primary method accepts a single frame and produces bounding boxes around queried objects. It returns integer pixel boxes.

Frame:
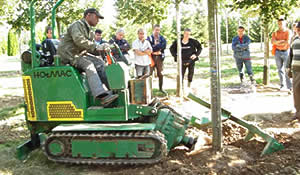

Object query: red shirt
[239,37,243,44]
[239,37,250,60]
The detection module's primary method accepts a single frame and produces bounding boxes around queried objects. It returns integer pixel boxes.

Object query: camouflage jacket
[57,18,98,65]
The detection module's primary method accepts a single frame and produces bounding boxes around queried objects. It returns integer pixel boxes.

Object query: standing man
[147,24,167,94]
[57,8,118,105]
[170,28,202,87]
[287,22,300,120]
[272,18,292,91]
[94,29,106,45]
[132,28,152,78]
[232,26,255,84]
[109,28,131,64]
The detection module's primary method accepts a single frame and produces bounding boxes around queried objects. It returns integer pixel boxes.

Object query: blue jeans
[275,50,292,89]
[75,55,108,98]
[234,57,253,77]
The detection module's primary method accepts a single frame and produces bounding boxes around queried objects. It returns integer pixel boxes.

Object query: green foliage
[7,29,19,56]
[108,15,143,45]
[115,0,172,25]
[0,37,7,55]
[266,20,278,38]
[221,16,278,44]
[249,18,262,42]
[3,0,103,37]
[36,29,45,44]
[191,8,208,46]
[169,0,208,46]
[160,23,176,45]
[6,0,55,31]
[231,0,299,24]
[221,17,239,44]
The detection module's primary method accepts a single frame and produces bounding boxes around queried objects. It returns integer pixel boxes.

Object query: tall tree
[231,0,299,85]
[175,0,183,97]
[208,0,222,151]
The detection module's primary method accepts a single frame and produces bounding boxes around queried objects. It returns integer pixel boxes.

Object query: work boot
[292,114,300,121]
[159,78,167,95]
[250,75,255,84]
[159,89,168,96]
[96,91,119,106]
[239,74,244,83]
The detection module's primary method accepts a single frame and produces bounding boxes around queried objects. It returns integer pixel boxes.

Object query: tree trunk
[260,24,263,52]
[263,22,270,85]
[218,14,222,56]
[225,15,229,54]
[176,1,183,97]
[207,0,222,151]
[57,19,61,38]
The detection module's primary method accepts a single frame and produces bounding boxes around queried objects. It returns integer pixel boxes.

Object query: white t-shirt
[132,39,152,66]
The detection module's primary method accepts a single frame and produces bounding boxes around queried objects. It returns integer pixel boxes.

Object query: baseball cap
[84,8,104,19]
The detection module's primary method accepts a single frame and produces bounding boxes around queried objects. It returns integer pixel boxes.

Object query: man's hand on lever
[96,43,111,52]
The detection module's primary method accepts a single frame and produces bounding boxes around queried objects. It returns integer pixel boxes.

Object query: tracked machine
[17,0,195,165]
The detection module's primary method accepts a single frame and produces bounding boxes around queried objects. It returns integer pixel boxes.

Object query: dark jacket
[41,39,57,66]
[147,34,167,59]
[109,36,131,65]
[109,35,130,55]
[170,38,202,63]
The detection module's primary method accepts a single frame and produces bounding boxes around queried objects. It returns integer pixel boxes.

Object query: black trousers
[182,61,195,83]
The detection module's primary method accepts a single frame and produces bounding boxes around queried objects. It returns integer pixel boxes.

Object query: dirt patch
[0,95,23,109]
[74,121,300,175]
[0,70,21,78]
[202,120,248,145]
[0,115,29,144]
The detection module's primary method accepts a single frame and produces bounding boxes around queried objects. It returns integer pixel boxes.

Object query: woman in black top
[170,28,202,87]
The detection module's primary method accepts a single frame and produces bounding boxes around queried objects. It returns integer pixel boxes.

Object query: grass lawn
[193,54,280,87]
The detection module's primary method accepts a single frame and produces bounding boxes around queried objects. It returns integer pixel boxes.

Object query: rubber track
[43,130,167,165]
